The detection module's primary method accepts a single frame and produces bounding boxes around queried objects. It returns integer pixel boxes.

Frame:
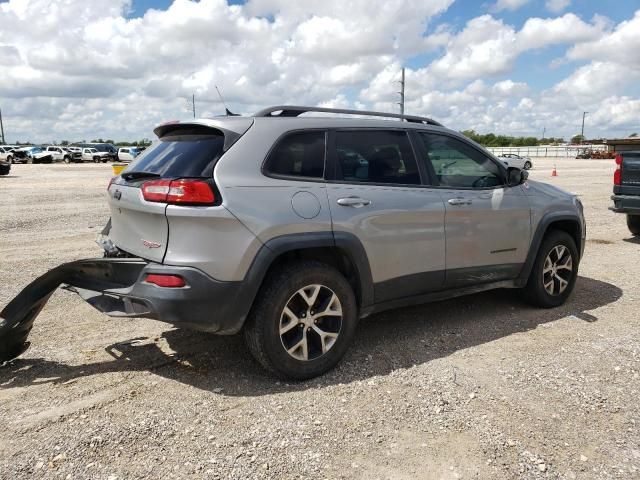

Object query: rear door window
[333,130,420,185]
[264,131,326,179]
[124,126,225,178]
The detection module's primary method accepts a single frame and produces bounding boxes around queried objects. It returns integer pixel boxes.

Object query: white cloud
[424,13,604,83]
[545,0,571,13]
[567,10,640,68]
[0,0,637,142]
[491,0,530,12]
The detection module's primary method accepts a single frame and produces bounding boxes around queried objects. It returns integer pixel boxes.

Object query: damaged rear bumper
[1,258,247,346]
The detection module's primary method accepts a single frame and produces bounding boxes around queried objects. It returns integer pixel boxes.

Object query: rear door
[415,132,531,288]
[326,129,446,303]
[108,125,228,262]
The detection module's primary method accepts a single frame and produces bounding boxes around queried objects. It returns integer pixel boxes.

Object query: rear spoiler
[153,118,254,152]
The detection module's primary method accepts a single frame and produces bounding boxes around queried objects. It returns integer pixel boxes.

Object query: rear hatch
[106,121,251,262]
[619,152,640,195]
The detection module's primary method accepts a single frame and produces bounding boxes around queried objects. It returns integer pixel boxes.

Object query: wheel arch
[518,213,584,285]
[239,232,374,327]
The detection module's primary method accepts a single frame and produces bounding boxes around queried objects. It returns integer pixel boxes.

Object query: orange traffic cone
[551,166,557,177]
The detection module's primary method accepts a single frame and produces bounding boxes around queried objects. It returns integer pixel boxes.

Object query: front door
[326,129,446,303]
[415,132,531,288]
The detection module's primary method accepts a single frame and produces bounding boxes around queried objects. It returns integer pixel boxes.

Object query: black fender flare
[517,212,584,285]
[237,232,374,324]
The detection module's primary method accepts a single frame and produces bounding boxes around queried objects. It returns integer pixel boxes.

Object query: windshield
[123,129,224,178]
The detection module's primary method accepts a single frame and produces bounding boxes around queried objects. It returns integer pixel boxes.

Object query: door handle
[337,197,371,207]
[448,198,472,206]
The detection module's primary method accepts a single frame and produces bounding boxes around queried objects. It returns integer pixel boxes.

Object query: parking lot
[0,159,638,479]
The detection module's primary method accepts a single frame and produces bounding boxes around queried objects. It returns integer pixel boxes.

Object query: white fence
[487,144,607,158]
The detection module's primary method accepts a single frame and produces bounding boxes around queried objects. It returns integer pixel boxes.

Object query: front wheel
[6,156,12,164]
[524,161,532,169]
[628,215,640,236]
[523,230,579,308]
[244,261,358,380]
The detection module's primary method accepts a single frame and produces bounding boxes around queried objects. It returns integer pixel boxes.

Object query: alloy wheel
[279,284,343,361]
[542,245,573,296]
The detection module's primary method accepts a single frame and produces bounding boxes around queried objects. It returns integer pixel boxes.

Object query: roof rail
[253,105,443,127]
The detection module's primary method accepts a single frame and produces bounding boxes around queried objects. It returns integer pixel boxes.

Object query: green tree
[571,134,585,144]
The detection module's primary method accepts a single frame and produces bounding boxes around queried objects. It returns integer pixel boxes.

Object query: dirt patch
[0,160,638,479]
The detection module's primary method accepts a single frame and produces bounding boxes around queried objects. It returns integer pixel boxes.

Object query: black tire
[523,230,579,308]
[524,161,532,169]
[244,261,358,380]
[63,156,70,164]
[93,157,100,163]
[6,156,12,164]
[628,215,640,236]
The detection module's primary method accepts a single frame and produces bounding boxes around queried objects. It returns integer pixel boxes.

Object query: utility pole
[398,68,405,120]
[581,111,588,143]
[541,127,546,141]
[0,107,5,144]
[192,93,196,119]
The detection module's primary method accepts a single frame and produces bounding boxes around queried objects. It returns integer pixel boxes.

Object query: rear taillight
[614,154,623,185]
[142,179,172,202]
[141,179,215,205]
[144,274,186,288]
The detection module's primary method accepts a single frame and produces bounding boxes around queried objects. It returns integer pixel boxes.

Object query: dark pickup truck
[611,151,640,235]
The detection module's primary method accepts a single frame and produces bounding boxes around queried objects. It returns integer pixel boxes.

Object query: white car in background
[11,146,53,164]
[117,147,142,162]
[45,146,80,163]
[0,146,16,163]
[81,148,112,163]
[497,153,533,170]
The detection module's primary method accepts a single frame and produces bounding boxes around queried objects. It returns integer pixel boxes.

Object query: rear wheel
[244,261,358,380]
[523,230,579,308]
[628,214,640,236]
[63,156,70,164]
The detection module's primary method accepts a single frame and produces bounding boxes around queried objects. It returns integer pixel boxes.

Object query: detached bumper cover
[0,258,248,344]
[610,194,640,214]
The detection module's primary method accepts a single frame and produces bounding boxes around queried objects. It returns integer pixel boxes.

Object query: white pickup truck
[82,148,111,163]
[45,146,78,163]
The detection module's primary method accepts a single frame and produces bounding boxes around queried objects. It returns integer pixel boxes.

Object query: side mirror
[507,166,528,186]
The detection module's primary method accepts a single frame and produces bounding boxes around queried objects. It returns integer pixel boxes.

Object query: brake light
[142,179,171,202]
[144,274,186,288]
[614,154,622,185]
[141,179,215,205]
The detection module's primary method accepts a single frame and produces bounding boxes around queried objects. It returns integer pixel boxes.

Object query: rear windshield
[124,127,224,178]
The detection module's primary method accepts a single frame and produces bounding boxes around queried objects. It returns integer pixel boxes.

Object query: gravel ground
[0,159,638,480]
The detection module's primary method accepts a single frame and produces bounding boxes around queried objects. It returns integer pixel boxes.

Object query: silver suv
[0,106,586,379]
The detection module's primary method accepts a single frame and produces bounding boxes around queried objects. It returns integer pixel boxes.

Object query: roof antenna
[215,85,239,116]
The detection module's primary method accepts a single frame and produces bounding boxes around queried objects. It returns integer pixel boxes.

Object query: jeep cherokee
[0,106,586,379]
